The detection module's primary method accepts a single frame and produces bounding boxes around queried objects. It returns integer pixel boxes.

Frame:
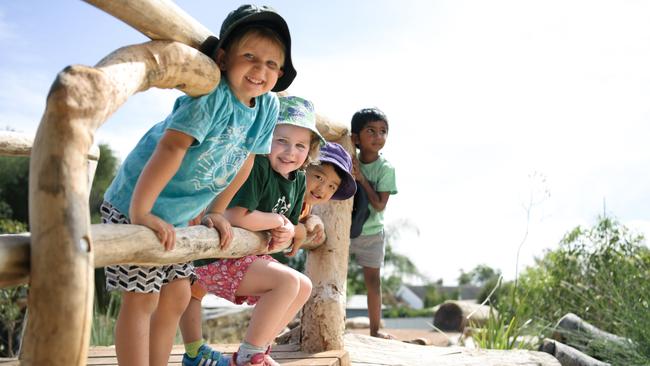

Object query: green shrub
[0,218,28,356]
[0,219,27,235]
[500,216,650,364]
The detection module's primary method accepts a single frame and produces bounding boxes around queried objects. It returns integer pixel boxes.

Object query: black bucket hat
[199,4,296,92]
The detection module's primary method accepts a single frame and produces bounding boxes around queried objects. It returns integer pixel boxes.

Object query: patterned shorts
[101,201,194,293]
[195,255,276,305]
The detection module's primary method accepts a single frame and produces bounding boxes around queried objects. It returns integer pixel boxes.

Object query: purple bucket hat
[318,142,357,200]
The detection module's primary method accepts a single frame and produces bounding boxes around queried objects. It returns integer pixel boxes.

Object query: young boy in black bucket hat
[167,4,297,366]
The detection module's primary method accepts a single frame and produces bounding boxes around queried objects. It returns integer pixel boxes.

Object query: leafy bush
[0,217,28,357]
[499,216,650,364]
[0,219,27,234]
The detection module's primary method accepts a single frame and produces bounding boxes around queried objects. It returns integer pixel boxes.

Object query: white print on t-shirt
[272,196,291,216]
[192,126,249,193]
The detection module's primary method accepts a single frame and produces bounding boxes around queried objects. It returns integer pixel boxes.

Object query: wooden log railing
[0,1,353,365]
[0,217,327,287]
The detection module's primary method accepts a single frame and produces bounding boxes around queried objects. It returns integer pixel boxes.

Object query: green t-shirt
[195,155,305,266]
[359,154,398,236]
[228,155,305,225]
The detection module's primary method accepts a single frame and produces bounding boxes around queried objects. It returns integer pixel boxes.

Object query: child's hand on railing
[132,213,176,251]
[304,215,325,243]
[269,215,294,250]
[201,212,233,249]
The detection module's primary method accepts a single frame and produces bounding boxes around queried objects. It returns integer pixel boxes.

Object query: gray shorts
[349,231,385,268]
[101,201,194,293]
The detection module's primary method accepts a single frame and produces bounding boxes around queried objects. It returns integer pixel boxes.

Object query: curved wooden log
[83,0,213,50]
[0,222,325,287]
[0,131,99,160]
[301,137,354,353]
[552,313,629,349]
[23,41,218,365]
[540,339,611,366]
[316,114,349,142]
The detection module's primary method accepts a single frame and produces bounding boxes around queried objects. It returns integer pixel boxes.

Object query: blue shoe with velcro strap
[182,343,232,366]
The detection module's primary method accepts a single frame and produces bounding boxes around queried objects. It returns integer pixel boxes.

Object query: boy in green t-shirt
[349,107,398,339]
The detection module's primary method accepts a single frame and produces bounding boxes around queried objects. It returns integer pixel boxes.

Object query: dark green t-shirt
[195,155,305,266]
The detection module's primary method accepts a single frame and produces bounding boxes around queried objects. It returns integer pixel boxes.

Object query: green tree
[89,144,119,223]
[459,264,501,287]
[0,156,29,224]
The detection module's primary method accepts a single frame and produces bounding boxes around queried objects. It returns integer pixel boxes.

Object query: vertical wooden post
[22,67,105,366]
[301,136,353,353]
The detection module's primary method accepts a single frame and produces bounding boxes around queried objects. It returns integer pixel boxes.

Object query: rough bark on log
[0,222,325,287]
[301,137,354,353]
[83,0,213,49]
[345,333,561,366]
[552,313,629,349]
[433,300,493,331]
[540,339,611,366]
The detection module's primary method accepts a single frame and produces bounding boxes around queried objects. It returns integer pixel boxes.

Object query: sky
[1,1,650,285]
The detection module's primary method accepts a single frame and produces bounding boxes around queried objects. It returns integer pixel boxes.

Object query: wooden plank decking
[0,344,348,366]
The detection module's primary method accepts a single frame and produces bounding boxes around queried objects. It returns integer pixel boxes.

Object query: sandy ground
[344,328,460,347]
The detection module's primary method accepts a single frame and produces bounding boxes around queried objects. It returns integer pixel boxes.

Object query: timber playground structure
[0,1,353,365]
[0,1,565,365]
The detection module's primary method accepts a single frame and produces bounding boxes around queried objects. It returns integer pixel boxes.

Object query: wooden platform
[91,344,347,365]
[0,344,348,366]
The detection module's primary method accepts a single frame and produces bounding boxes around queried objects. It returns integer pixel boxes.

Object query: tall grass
[90,291,120,346]
[470,308,536,350]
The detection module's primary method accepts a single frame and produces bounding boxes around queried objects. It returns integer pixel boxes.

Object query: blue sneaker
[182,343,232,366]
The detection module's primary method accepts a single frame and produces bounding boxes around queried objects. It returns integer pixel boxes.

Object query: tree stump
[433,300,492,331]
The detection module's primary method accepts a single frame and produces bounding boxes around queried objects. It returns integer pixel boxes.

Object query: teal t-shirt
[194,155,305,267]
[104,79,279,227]
[358,154,398,236]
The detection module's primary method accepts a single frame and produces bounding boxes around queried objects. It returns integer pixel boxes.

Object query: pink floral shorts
[195,254,276,305]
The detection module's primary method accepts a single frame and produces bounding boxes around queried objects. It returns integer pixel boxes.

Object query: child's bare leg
[237,260,302,347]
[270,271,312,337]
[150,278,191,366]
[179,297,203,344]
[115,291,159,366]
[362,266,385,338]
